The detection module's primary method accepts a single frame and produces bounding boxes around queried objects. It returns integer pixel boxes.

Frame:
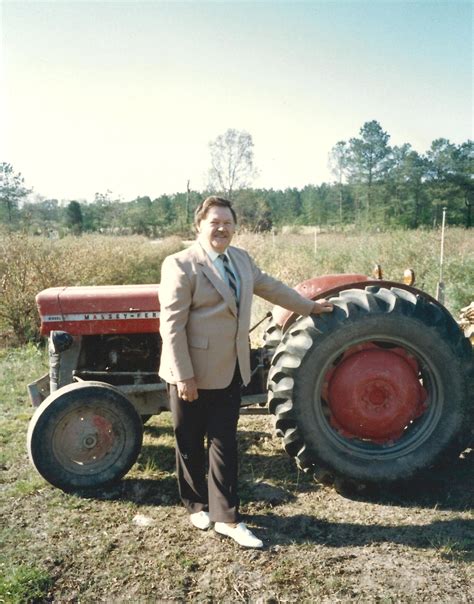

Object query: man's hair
[194,196,237,227]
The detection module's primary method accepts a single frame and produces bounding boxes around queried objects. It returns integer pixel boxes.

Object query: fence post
[436,207,447,304]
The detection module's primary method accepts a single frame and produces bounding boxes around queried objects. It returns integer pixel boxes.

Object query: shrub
[1,229,472,347]
[0,234,183,345]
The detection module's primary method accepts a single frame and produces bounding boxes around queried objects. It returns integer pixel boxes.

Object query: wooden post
[436,207,447,304]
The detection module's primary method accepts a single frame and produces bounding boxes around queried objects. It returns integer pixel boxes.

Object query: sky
[1,0,472,202]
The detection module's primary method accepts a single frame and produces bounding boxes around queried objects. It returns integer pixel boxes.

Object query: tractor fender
[274,278,448,334]
[272,274,369,331]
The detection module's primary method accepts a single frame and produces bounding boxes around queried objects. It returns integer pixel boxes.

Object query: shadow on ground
[249,513,474,562]
[337,449,474,512]
[75,423,473,515]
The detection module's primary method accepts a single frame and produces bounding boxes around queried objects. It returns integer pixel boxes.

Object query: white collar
[198,240,230,262]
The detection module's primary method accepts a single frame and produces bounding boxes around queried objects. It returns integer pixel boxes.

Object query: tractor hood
[36,285,161,336]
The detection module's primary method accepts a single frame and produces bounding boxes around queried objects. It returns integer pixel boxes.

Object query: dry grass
[0,234,183,344]
[235,228,473,311]
[1,228,473,599]
[236,228,474,347]
[1,347,473,602]
[1,228,472,346]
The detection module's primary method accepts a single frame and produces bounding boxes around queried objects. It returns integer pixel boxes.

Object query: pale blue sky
[2,1,472,201]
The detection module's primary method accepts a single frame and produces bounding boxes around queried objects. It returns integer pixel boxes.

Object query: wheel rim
[324,345,427,443]
[313,336,443,460]
[52,405,128,476]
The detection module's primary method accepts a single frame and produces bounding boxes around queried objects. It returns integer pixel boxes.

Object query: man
[159,196,333,548]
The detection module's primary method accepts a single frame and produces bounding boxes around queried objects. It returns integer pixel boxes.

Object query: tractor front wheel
[27,381,143,491]
[268,286,473,487]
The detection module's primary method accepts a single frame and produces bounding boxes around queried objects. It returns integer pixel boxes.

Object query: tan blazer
[158,242,314,389]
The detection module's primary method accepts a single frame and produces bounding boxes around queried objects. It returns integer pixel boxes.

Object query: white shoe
[214,522,263,548]
[190,511,211,530]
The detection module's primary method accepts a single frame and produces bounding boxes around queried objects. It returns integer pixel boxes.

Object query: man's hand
[177,377,199,402]
[311,299,334,314]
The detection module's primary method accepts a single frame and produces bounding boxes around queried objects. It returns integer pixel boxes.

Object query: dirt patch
[1,412,473,602]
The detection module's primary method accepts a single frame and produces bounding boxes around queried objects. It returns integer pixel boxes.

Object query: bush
[0,234,183,345]
[1,229,472,347]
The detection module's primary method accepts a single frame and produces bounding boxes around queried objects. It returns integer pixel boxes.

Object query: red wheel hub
[325,347,427,443]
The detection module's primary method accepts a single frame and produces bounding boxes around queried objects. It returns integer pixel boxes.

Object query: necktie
[219,254,239,308]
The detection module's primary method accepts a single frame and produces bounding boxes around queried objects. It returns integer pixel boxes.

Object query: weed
[140,458,160,478]
[2,477,46,498]
[430,536,474,561]
[0,564,53,603]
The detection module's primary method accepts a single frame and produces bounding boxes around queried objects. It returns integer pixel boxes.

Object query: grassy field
[0,228,473,601]
[1,345,473,602]
[1,228,473,345]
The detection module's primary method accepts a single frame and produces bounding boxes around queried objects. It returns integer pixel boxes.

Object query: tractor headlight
[51,330,74,353]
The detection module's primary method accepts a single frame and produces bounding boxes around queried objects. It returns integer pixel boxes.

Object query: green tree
[263,188,302,226]
[65,200,83,235]
[425,139,467,227]
[153,194,175,233]
[124,196,154,236]
[90,190,124,232]
[233,189,272,232]
[451,141,473,228]
[383,144,428,227]
[328,141,350,222]
[0,163,32,226]
[300,185,332,226]
[346,121,391,221]
[21,197,60,234]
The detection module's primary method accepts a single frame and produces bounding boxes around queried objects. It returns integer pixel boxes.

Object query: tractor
[27,270,473,493]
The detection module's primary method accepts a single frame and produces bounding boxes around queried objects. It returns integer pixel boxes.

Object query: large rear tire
[263,319,283,354]
[27,381,143,491]
[268,286,473,487]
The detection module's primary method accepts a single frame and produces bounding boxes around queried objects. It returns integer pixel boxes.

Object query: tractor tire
[267,286,473,488]
[27,381,143,492]
[263,319,283,433]
[263,319,283,355]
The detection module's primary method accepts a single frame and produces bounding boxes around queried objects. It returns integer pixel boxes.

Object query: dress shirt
[198,241,241,300]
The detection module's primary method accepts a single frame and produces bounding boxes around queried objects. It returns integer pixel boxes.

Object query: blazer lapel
[194,243,238,316]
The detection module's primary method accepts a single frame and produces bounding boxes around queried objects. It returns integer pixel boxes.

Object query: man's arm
[249,255,333,315]
[159,256,199,401]
[159,256,197,394]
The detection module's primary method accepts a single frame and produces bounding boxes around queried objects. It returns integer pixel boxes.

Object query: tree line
[1,121,472,236]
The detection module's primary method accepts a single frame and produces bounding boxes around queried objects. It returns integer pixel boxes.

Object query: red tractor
[27,271,473,493]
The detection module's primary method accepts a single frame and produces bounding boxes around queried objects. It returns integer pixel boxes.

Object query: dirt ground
[1,410,473,603]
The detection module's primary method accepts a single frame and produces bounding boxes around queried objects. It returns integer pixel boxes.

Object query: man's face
[197,205,236,253]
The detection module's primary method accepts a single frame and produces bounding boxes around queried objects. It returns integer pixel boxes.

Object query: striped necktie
[219,254,239,308]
